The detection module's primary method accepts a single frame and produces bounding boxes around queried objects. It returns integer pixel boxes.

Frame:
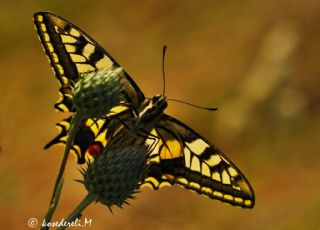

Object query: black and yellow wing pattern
[34,11,144,162]
[44,116,109,163]
[142,114,255,208]
[48,112,255,208]
[33,12,144,112]
[44,111,130,164]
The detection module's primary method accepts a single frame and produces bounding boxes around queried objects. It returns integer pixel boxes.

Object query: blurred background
[0,0,319,229]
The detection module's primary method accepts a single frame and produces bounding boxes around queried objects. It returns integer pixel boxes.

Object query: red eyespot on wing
[87,143,102,156]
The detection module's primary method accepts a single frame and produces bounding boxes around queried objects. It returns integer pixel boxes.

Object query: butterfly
[34,11,255,208]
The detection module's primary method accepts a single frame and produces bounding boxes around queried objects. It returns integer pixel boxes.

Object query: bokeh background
[0,0,319,229]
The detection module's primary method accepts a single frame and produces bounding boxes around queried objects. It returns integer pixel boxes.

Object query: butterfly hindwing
[34,12,144,112]
[142,114,255,208]
[45,116,109,163]
[44,106,133,163]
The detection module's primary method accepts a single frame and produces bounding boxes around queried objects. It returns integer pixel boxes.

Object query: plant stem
[57,193,95,230]
[41,113,83,230]
[40,179,64,229]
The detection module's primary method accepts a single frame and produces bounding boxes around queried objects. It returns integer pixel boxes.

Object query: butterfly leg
[116,116,132,131]
[138,129,159,153]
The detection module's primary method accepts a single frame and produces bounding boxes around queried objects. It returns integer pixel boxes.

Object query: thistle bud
[82,145,148,208]
[72,67,124,118]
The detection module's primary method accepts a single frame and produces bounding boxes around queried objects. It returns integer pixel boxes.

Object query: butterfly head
[137,94,167,124]
[151,94,167,108]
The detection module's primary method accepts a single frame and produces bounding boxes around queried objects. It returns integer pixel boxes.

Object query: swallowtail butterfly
[34,12,255,208]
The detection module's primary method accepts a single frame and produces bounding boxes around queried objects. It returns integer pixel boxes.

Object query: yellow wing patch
[160,140,182,159]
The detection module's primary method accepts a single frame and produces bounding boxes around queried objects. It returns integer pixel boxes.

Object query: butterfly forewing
[141,114,255,208]
[33,12,144,112]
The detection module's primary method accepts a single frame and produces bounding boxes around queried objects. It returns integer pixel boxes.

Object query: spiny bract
[72,67,124,118]
[82,145,148,208]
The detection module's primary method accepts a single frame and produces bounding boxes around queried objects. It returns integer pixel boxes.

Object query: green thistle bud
[72,67,124,118]
[82,145,148,208]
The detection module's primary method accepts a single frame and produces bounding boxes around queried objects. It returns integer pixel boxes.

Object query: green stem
[57,193,95,230]
[41,179,64,229]
[41,113,83,230]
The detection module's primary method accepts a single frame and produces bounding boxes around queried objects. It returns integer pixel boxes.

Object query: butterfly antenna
[167,98,218,111]
[162,45,167,96]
